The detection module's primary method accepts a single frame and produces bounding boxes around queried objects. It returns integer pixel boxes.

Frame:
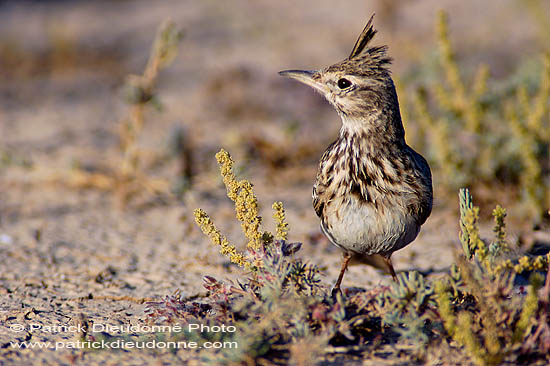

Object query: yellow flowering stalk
[194,149,294,269]
[513,274,543,343]
[193,208,248,268]
[459,189,489,268]
[216,149,263,250]
[455,312,487,366]
[272,201,289,240]
[434,281,456,337]
[215,149,240,201]
[493,253,550,274]
[491,206,507,249]
[412,87,456,187]
[526,52,550,138]
[436,10,486,135]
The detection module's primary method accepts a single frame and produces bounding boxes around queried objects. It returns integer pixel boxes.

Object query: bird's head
[280,15,401,135]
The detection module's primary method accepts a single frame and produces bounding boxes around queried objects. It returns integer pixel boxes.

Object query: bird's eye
[337,78,352,89]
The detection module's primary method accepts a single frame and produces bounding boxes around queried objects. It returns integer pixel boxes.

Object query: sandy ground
[0,0,546,364]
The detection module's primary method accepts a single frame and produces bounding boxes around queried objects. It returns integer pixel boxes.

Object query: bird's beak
[278,70,328,94]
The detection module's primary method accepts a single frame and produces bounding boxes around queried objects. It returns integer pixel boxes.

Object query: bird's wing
[312,182,325,218]
[407,147,433,226]
[312,141,337,218]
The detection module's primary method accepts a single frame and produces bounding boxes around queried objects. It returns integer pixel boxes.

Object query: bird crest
[348,14,378,59]
[345,14,391,73]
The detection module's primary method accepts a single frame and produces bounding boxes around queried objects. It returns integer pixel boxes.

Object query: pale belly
[321,195,420,256]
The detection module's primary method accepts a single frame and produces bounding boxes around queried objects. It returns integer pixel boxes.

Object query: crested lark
[280,15,433,293]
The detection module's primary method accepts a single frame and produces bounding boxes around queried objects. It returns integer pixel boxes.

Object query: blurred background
[0,0,549,311]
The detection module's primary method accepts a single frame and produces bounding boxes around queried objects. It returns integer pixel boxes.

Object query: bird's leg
[332,252,352,297]
[383,255,398,282]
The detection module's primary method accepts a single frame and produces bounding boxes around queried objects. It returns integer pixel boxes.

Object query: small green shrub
[404,11,549,221]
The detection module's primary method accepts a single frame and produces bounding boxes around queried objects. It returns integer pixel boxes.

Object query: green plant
[193,149,291,269]
[459,188,550,275]
[406,11,549,220]
[63,21,183,207]
[430,189,550,366]
[376,271,437,349]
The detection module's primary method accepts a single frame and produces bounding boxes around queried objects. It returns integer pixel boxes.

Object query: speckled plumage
[280,15,433,292]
